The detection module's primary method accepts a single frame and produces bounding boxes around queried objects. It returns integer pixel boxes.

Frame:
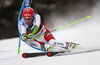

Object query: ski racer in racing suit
[18,7,77,51]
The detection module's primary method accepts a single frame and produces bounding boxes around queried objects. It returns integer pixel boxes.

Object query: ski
[22,45,84,58]
[22,52,47,58]
[22,48,100,58]
[47,51,66,57]
[22,51,66,58]
[22,51,69,58]
[47,48,100,57]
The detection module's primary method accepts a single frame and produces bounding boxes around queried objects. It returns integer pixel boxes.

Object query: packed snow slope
[0,2,100,65]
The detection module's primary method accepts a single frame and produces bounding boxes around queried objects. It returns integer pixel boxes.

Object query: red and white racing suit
[18,13,68,49]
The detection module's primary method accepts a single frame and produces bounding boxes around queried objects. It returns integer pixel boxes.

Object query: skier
[18,7,78,51]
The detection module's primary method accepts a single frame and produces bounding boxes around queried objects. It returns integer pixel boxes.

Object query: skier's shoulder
[18,19,25,26]
[34,13,40,17]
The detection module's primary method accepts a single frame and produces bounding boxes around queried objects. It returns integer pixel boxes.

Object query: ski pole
[33,16,91,39]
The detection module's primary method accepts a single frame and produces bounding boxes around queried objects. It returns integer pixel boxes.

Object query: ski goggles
[23,17,33,22]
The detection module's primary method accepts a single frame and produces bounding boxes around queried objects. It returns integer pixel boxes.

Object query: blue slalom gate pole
[17,0,32,54]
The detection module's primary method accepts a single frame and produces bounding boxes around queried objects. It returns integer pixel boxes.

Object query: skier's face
[23,17,33,25]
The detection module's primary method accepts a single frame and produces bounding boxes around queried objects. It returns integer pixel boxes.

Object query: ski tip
[22,53,27,58]
[47,52,52,57]
[47,52,59,57]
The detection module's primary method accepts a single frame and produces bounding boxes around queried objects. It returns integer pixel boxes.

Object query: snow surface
[0,36,100,65]
[0,2,100,65]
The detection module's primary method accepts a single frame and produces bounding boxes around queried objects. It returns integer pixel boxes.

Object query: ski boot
[41,44,54,51]
[41,44,66,52]
[66,42,80,50]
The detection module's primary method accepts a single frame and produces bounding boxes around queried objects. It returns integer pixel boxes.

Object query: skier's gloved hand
[21,33,28,41]
[27,34,33,44]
